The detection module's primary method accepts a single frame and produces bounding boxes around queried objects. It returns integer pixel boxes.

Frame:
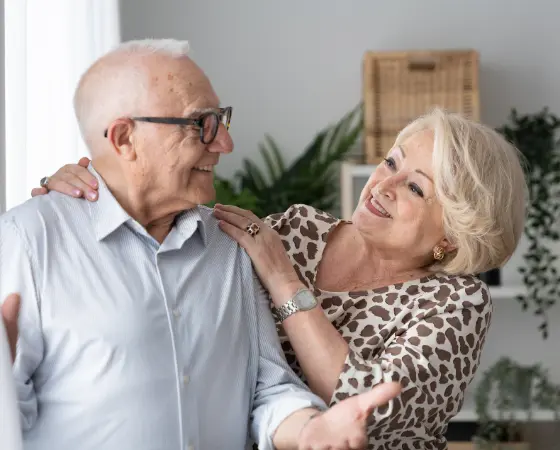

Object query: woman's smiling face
[353,129,452,263]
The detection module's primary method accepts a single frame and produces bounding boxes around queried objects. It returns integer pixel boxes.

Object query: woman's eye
[409,183,424,198]
[383,157,396,170]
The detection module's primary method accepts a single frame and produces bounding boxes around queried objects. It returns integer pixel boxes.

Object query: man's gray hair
[73,38,193,151]
[112,38,191,58]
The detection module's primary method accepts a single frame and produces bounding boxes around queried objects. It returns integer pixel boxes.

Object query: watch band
[272,287,316,323]
[272,298,299,323]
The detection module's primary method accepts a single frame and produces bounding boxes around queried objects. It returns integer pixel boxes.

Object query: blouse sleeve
[330,284,493,439]
[262,205,298,230]
[262,205,308,261]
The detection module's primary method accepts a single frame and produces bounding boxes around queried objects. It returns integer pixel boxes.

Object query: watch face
[294,289,318,310]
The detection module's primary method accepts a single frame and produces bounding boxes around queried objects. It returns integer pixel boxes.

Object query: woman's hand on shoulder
[31,157,99,201]
[213,203,304,303]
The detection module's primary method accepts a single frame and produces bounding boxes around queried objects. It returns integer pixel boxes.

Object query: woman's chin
[352,205,385,228]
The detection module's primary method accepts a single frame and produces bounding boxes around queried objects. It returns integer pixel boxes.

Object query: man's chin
[188,187,216,207]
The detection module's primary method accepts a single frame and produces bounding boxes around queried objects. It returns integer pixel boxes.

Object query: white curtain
[4,0,121,211]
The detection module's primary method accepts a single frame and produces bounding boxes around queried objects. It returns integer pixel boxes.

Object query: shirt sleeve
[249,274,327,450]
[0,216,44,431]
[330,287,493,439]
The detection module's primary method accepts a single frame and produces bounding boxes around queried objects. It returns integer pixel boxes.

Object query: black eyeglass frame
[103,106,233,144]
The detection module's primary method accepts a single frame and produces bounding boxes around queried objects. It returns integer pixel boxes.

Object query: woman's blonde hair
[394,108,528,275]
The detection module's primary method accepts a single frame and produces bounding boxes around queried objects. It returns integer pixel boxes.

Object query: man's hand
[298,382,401,450]
[1,294,21,363]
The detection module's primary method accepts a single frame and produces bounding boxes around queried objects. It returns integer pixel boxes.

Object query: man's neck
[92,160,193,244]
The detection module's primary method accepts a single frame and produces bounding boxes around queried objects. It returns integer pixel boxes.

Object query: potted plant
[472,357,560,450]
[208,104,363,217]
[496,108,560,339]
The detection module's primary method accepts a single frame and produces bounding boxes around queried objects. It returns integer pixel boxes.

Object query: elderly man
[0,39,399,450]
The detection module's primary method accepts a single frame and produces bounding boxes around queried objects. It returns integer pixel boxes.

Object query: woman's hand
[297,382,401,450]
[213,203,304,304]
[31,157,99,201]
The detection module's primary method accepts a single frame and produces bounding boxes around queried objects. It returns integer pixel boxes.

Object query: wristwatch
[271,288,318,323]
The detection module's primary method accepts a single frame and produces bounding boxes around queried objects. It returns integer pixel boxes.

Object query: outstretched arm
[0,218,45,431]
[249,273,400,450]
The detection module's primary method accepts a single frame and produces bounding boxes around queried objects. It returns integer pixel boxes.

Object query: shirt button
[172,308,180,318]
[187,445,194,450]
[183,374,189,385]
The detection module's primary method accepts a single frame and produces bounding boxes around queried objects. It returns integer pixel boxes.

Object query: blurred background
[2,1,560,448]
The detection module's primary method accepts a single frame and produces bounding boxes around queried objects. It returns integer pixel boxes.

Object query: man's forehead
[151,81,220,116]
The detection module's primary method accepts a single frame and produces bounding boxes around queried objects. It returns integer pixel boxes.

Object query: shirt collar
[87,163,208,246]
[169,208,209,248]
[87,164,131,241]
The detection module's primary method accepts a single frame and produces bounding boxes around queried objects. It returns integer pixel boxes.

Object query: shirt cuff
[251,389,327,450]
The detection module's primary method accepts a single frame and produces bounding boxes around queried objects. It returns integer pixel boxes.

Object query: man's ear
[107,118,137,161]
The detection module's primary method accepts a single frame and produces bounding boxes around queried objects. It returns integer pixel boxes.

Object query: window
[3,0,120,211]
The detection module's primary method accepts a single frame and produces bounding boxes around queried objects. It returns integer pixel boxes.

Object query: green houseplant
[496,108,560,339]
[469,109,560,448]
[207,104,363,218]
[473,357,560,449]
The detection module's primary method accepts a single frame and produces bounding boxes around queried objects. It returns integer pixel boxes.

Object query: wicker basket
[363,49,480,164]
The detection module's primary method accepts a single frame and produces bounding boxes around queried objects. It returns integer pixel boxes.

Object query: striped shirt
[0,318,23,450]
[0,165,326,450]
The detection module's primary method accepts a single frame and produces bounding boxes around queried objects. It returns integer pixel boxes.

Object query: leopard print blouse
[263,204,493,450]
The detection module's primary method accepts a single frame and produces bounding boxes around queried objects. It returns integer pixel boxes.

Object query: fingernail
[73,189,82,197]
[87,191,97,200]
[90,181,98,188]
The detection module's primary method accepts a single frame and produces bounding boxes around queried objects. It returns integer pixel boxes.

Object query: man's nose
[207,123,233,154]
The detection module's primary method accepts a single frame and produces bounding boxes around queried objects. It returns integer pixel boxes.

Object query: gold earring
[433,245,445,261]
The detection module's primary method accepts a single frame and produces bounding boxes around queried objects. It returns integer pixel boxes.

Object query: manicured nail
[90,180,98,188]
[73,189,81,197]
[87,191,97,200]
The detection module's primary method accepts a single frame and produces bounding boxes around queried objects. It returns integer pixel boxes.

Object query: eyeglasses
[103,106,233,144]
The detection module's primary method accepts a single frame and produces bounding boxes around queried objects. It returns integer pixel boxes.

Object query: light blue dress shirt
[0,318,23,450]
[0,165,326,450]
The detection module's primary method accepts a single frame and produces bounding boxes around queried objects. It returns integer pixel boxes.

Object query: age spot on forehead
[167,73,174,81]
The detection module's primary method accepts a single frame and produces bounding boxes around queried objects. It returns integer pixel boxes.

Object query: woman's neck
[315,223,432,292]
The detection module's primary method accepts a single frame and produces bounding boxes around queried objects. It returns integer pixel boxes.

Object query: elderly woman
[33,108,527,449]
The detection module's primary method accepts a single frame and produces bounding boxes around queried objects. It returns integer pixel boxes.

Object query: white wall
[0,0,5,213]
[119,0,560,397]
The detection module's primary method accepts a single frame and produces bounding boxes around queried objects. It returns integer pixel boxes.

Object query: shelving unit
[450,405,557,422]
[488,286,524,300]
[340,161,375,220]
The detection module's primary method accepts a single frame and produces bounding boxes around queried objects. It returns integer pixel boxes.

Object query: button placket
[155,252,186,447]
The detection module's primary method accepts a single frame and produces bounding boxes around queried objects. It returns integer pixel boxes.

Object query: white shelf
[345,162,377,177]
[488,286,525,300]
[450,408,558,422]
[339,162,380,219]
